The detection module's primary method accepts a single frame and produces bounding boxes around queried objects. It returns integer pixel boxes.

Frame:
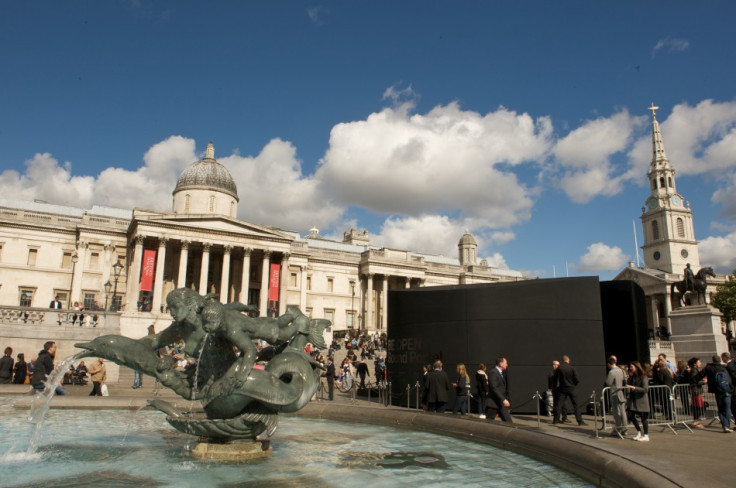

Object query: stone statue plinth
[669,305,728,362]
[191,439,272,462]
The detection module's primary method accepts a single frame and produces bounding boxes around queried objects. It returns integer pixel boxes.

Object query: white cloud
[699,232,736,274]
[553,110,645,203]
[317,102,552,228]
[221,138,344,230]
[307,6,327,26]
[576,243,630,272]
[651,37,690,58]
[628,100,736,178]
[376,214,464,256]
[712,172,736,222]
[482,252,508,269]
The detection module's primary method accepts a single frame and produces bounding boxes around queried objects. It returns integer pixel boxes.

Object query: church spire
[647,103,676,198]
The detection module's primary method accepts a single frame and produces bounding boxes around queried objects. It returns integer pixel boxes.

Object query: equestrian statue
[671,264,716,306]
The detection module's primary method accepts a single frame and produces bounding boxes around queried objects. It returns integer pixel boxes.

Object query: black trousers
[554,387,582,423]
[90,381,102,396]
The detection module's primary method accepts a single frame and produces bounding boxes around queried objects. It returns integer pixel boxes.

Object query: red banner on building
[268,263,281,301]
[140,250,156,292]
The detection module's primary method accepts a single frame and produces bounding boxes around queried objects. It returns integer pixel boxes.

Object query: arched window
[659,177,665,188]
[668,177,672,188]
[209,195,215,213]
[676,218,685,237]
[652,220,660,240]
[184,194,190,213]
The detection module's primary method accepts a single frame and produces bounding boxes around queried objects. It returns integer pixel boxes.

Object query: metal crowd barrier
[672,383,718,430]
[600,385,681,435]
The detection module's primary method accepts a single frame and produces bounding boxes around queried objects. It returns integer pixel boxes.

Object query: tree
[712,269,736,325]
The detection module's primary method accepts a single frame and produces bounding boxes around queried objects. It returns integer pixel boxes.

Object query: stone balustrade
[0,306,120,328]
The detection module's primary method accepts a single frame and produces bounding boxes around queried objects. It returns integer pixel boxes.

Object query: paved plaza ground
[1,377,731,488]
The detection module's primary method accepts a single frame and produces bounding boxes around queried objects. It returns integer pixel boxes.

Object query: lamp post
[103,280,112,312]
[111,259,123,312]
[68,252,79,309]
[350,280,356,330]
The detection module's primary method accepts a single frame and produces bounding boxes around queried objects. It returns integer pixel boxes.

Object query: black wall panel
[599,280,650,365]
[386,277,607,413]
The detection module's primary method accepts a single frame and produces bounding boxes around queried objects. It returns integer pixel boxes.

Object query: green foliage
[712,269,736,324]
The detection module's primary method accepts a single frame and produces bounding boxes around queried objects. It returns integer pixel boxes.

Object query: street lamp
[68,252,79,309]
[111,259,123,312]
[350,280,356,329]
[103,280,112,312]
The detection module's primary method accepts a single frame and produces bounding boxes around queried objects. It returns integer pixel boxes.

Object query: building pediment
[614,266,668,287]
[132,211,294,242]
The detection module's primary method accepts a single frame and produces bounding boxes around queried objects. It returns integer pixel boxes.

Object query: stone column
[259,251,271,316]
[126,235,145,312]
[381,275,389,330]
[405,277,411,288]
[102,243,113,285]
[71,240,88,306]
[279,253,290,314]
[650,296,659,335]
[366,273,374,331]
[177,241,190,289]
[239,248,252,304]
[220,245,232,303]
[663,290,673,335]
[151,238,169,313]
[300,265,308,311]
[199,243,211,295]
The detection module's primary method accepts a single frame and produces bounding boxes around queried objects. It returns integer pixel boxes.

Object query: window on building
[676,218,685,238]
[19,288,34,307]
[305,307,312,318]
[659,177,665,188]
[90,252,100,269]
[55,291,69,306]
[62,251,73,268]
[111,294,123,312]
[306,276,312,291]
[289,272,297,287]
[327,278,334,293]
[27,248,38,266]
[347,311,355,329]
[83,292,96,310]
[652,221,660,240]
[324,309,334,324]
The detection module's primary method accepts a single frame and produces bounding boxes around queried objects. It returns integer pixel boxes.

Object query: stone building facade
[0,142,523,339]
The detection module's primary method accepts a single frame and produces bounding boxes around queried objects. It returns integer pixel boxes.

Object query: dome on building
[173,142,238,200]
[458,230,477,247]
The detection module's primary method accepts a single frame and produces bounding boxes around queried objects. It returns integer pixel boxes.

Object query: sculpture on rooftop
[671,266,716,307]
[76,288,329,449]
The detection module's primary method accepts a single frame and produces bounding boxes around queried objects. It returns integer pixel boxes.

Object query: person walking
[424,360,451,413]
[475,363,489,419]
[486,357,513,423]
[452,363,471,415]
[88,358,107,396]
[693,355,733,433]
[324,357,335,401]
[626,361,651,441]
[553,355,585,426]
[605,356,627,436]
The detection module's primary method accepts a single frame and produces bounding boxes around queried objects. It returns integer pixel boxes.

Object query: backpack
[714,370,732,394]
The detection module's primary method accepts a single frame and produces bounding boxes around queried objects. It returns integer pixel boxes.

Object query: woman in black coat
[12,353,27,384]
[475,363,489,419]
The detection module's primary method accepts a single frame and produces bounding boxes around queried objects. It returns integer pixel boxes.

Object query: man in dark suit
[324,357,336,401]
[424,360,451,413]
[50,296,63,309]
[553,355,585,425]
[486,357,513,423]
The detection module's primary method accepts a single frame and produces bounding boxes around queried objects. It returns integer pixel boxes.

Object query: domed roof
[173,142,238,200]
[458,230,477,246]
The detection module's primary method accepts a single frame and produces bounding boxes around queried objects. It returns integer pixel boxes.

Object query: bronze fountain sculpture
[76,288,329,459]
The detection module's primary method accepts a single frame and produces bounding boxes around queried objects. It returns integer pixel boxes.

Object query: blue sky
[2,1,735,279]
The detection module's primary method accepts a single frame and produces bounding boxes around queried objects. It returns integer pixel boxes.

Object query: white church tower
[640,104,700,274]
